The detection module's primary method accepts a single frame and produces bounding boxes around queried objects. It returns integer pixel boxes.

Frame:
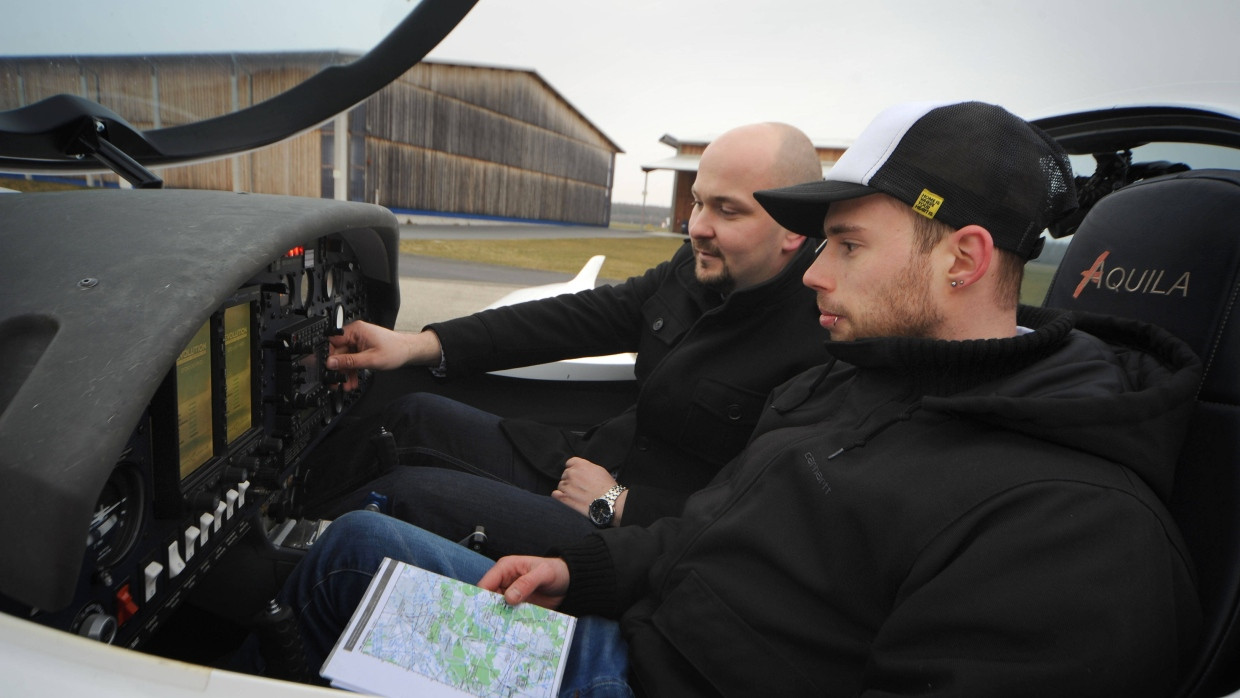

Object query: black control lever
[460,525,487,552]
[253,599,310,683]
[372,427,398,470]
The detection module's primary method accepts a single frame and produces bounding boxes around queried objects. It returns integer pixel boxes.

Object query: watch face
[589,498,612,527]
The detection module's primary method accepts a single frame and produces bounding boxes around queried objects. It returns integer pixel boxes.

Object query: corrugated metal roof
[640,153,702,172]
[643,132,851,175]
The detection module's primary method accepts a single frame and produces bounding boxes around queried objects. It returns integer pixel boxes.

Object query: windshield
[1,2,410,124]
[2,0,1239,207]
[4,2,412,56]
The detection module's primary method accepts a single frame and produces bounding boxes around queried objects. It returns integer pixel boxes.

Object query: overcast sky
[3,0,1238,204]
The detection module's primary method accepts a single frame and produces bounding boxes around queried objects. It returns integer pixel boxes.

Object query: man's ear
[944,225,994,286]
[783,232,807,253]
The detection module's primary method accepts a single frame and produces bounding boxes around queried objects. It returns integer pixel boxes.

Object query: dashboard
[0,189,399,649]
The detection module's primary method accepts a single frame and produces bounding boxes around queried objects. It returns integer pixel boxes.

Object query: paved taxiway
[392,222,676,332]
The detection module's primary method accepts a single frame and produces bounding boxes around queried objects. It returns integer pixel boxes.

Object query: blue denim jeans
[254,510,632,697]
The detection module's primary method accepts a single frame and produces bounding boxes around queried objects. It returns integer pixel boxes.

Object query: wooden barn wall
[369,82,612,186]
[0,54,339,122]
[370,142,607,223]
[0,58,82,109]
[156,132,320,197]
[0,55,336,197]
[403,63,612,151]
[1,56,617,222]
[366,64,614,224]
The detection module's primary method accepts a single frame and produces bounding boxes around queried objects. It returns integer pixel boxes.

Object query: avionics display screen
[223,303,253,443]
[176,320,213,479]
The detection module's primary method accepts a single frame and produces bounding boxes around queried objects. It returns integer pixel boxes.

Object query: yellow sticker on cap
[913,189,944,219]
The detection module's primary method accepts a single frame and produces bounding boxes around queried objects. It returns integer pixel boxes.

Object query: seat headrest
[1044,169,1240,401]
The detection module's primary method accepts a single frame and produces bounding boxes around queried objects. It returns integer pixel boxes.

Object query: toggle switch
[143,561,163,602]
[184,526,199,560]
[198,513,213,546]
[166,541,185,579]
[115,585,139,627]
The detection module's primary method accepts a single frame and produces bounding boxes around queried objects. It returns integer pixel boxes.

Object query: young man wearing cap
[310,122,830,557]
[255,102,1203,696]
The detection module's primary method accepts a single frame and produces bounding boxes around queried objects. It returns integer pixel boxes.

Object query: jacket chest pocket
[637,296,692,376]
[641,295,691,346]
[678,378,766,466]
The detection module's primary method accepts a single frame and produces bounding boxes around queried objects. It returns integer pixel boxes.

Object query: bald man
[318,122,829,556]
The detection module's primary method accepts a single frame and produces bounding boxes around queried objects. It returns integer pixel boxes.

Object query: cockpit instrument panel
[0,189,399,648]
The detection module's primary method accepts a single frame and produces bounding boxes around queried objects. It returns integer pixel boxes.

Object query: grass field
[1021,262,1059,306]
[400,237,686,282]
[0,177,87,193]
[403,236,1064,305]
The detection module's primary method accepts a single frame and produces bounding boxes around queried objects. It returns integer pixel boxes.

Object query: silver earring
[950,280,960,287]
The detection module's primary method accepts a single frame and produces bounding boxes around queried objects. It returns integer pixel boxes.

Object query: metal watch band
[602,484,626,504]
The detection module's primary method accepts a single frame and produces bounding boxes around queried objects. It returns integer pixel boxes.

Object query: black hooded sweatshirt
[558,306,1203,697]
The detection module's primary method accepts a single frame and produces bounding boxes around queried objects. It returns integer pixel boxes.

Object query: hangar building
[0,54,623,226]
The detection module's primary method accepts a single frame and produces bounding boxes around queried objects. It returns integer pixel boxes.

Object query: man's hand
[552,457,627,525]
[325,321,442,390]
[477,556,570,609]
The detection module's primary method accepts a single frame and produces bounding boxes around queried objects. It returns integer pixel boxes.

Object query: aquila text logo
[1072,251,1190,299]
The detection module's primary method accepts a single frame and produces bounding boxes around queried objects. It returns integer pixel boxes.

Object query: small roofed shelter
[0,55,622,226]
[642,133,848,234]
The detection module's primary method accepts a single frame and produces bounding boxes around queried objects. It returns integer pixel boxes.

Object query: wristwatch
[588,484,628,529]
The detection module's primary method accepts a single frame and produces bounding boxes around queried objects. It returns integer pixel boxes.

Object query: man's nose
[687,210,711,239]
[802,250,833,291]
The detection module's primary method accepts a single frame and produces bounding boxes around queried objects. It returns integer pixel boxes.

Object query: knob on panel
[73,603,118,644]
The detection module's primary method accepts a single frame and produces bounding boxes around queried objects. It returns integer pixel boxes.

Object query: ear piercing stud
[950,280,960,287]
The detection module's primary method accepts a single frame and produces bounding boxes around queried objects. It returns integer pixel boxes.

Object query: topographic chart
[323,558,576,698]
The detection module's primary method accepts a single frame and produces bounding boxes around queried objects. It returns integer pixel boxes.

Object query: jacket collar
[822,306,1073,397]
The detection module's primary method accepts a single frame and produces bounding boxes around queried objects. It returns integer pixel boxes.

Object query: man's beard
[832,255,945,340]
[694,245,736,295]
[698,265,735,295]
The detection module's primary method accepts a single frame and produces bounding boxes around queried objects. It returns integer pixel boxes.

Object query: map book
[320,557,577,697]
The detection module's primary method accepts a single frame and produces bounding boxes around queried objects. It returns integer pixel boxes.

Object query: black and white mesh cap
[754,101,1077,260]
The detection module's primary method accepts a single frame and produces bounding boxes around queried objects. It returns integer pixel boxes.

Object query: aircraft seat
[1043,168,1240,698]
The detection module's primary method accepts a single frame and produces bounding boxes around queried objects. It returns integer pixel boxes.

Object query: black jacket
[427,241,829,525]
[559,307,1203,696]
